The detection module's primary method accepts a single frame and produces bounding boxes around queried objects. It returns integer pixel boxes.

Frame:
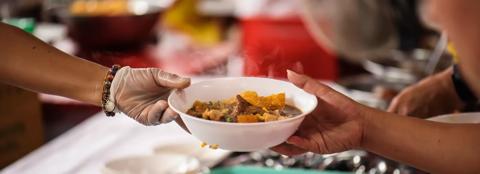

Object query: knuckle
[135,114,151,126]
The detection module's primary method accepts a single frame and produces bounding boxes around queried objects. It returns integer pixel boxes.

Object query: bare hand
[387,68,463,118]
[272,70,369,156]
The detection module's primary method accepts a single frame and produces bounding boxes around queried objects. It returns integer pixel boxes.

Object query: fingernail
[287,69,301,79]
[286,69,295,76]
[286,138,294,144]
[174,77,191,88]
[286,136,299,144]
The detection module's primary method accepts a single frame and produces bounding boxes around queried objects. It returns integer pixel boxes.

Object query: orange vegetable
[237,114,259,123]
[240,91,285,109]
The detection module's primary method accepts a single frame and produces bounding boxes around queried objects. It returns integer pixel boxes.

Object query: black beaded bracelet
[102,64,121,117]
[451,64,478,110]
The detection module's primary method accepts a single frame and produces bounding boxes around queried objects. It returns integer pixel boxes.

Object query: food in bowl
[187,91,302,123]
[168,77,318,151]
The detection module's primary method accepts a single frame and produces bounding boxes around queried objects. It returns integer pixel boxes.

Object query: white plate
[153,142,231,168]
[102,154,202,174]
[168,77,318,151]
[427,112,480,124]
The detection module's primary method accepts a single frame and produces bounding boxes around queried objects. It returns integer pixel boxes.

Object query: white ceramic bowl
[168,77,318,151]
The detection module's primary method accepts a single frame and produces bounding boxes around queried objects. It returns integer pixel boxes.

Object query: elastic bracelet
[102,64,121,117]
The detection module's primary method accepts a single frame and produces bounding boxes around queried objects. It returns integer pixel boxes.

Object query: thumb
[286,136,320,153]
[287,69,353,107]
[152,69,191,89]
[287,69,309,89]
[287,69,332,98]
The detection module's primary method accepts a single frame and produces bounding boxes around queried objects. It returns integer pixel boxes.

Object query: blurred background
[0,0,453,173]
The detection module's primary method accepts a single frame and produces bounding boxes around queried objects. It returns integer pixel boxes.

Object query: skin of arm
[0,23,108,106]
[363,108,480,174]
[273,71,480,174]
[276,1,480,173]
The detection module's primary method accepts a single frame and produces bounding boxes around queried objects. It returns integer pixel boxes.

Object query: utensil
[425,32,448,75]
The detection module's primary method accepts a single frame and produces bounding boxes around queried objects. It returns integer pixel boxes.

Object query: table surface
[1,111,204,174]
[1,77,228,174]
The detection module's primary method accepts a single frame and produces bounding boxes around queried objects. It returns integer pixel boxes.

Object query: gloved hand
[110,66,190,125]
[387,67,463,118]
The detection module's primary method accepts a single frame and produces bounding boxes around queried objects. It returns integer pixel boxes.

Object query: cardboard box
[0,84,43,168]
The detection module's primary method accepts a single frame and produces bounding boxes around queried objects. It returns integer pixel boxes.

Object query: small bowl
[168,77,318,151]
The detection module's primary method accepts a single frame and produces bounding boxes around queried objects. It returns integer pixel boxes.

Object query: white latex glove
[110,66,190,125]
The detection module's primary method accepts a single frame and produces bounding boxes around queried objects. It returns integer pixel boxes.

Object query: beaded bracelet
[102,64,121,117]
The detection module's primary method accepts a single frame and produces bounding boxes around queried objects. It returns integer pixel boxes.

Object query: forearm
[0,23,108,106]
[362,108,480,173]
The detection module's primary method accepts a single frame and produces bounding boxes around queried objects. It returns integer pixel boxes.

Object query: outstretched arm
[0,22,108,105]
[364,107,480,173]
[273,71,480,173]
[0,23,191,126]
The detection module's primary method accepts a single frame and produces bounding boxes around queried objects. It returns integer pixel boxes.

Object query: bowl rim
[168,77,318,126]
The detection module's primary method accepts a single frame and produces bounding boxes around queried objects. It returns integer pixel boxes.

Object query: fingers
[161,107,179,123]
[387,96,400,113]
[151,69,191,89]
[286,136,317,152]
[287,70,350,105]
[141,100,169,125]
[271,143,307,156]
[287,69,309,89]
[135,100,179,126]
[287,70,333,97]
[387,95,411,116]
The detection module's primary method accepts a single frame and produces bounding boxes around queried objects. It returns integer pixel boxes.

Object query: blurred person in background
[301,0,477,118]
[0,22,190,126]
[274,0,480,173]
[388,64,478,118]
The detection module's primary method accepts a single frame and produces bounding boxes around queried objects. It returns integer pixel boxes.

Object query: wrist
[360,106,395,150]
[360,106,379,150]
[90,66,110,106]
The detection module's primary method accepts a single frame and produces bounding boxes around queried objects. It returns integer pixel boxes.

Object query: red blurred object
[242,17,337,80]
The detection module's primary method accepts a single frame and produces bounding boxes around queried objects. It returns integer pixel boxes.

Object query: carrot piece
[237,115,259,123]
